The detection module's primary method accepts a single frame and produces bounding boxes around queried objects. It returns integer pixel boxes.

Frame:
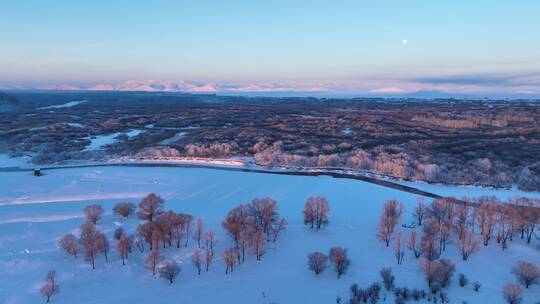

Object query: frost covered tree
[159,260,180,284]
[191,249,203,275]
[303,196,330,230]
[307,252,328,275]
[97,233,110,262]
[250,230,267,260]
[137,193,164,222]
[40,270,59,303]
[503,283,523,304]
[457,229,480,261]
[377,200,404,246]
[79,222,101,269]
[113,202,136,218]
[83,204,104,224]
[512,261,540,288]
[193,218,204,248]
[222,248,238,274]
[204,248,213,272]
[59,233,79,258]
[271,218,287,242]
[329,246,350,279]
[394,231,405,264]
[413,197,426,226]
[116,234,133,265]
[222,204,248,247]
[406,231,421,258]
[145,249,161,275]
[204,229,218,253]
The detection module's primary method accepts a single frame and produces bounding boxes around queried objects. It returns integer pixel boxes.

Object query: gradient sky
[1,1,540,95]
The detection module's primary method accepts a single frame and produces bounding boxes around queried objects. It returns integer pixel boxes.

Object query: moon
[402,39,408,45]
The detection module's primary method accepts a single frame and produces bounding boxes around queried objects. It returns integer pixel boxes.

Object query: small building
[34,168,42,176]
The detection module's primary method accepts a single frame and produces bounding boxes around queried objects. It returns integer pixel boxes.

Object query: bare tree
[477,199,497,246]
[307,252,328,275]
[454,204,469,241]
[204,248,213,272]
[271,218,287,242]
[329,246,350,279]
[59,233,79,258]
[116,234,133,265]
[303,196,330,230]
[40,270,59,303]
[113,202,136,218]
[222,248,238,274]
[83,204,104,224]
[191,249,203,275]
[457,229,480,261]
[182,213,193,247]
[413,197,426,226]
[79,222,101,269]
[250,230,267,260]
[204,229,218,253]
[159,260,180,284]
[377,200,404,246]
[136,221,156,250]
[145,249,161,275]
[407,230,421,258]
[193,218,204,248]
[394,231,405,264]
[503,283,523,304]
[137,193,164,222]
[420,220,440,261]
[222,204,248,247]
[97,233,110,262]
[512,261,540,288]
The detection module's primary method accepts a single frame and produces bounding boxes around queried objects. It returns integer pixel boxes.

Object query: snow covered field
[0,166,539,303]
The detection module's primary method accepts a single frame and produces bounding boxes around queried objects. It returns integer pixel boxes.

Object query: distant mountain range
[0,80,330,95]
[1,80,539,99]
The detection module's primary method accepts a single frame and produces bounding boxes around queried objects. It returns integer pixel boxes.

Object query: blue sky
[1,1,539,95]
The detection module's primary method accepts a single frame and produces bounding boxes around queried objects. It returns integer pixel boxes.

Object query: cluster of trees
[59,213,112,269]
[307,246,350,278]
[221,197,287,272]
[185,142,238,158]
[303,196,330,230]
[374,195,540,303]
[379,195,540,266]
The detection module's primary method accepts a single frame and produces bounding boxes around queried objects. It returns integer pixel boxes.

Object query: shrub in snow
[380,267,395,291]
[458,273,468,287]
[473,281,481,292]
[159,260,180,284]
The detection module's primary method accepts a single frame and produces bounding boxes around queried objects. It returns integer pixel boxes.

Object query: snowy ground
[0,166,539,303]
